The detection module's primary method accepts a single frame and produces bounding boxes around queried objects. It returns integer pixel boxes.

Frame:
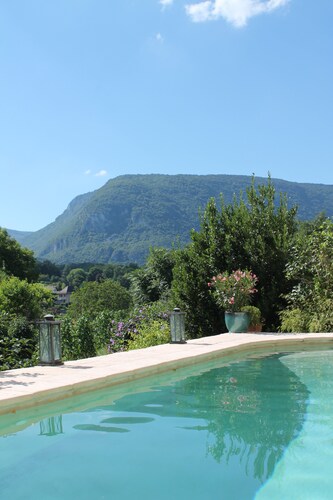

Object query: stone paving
[1,332,333,416]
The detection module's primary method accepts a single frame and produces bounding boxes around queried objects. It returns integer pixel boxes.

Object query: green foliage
[279,308,310,333]
[61,315,96,360]
[67,268,88,289]
[58,261,138,289]
[0,276,53,321]
[241,305,262,327]
[86,265,104,282]
[172,240,222,338]
[281,218,333,333]
[68,279,132,319]
[209,270,258,312]
[127,320,170,350]
[61,311,121,361]
[130,247,177,305]
[0,274,52,369]
[0,228,38,281]
[36,260,62,283]
[61,301,172,360]
[103,262,138,288]
[172,177,298,336]
[91,311,118,352]
[308,299,333,332]
[0,313,38,370]
[106,301,172,353]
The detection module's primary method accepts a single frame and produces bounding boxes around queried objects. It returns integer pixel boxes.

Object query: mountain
[6,174,333,265]
[5,229,33,243]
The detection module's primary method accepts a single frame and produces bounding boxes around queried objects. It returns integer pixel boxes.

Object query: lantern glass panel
[39,323,52,364]
[53,323,61,361]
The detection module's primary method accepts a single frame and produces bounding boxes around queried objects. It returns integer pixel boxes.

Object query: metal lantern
[170,308,186,344]
[38,314,63,365]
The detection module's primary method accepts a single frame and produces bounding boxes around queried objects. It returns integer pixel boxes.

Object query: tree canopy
[68,279,132,319]
[0,276,53,321]
[0,228,38,282]
[172,177,298,336]
[281,217,333,332]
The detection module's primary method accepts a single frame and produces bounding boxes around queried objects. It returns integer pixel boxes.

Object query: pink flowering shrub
[208,270,258,312]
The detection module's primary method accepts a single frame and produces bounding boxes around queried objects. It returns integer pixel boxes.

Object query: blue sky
[1,0,333,231]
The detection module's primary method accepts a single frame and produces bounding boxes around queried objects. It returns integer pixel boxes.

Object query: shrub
[279,308,310,333]
[0,313,38,370]
[107,301,172,353]
[61,315,96,360]
[127,320,170,350]
[209,270,258,312]
[241,305,262,327]
[283,219,333,333]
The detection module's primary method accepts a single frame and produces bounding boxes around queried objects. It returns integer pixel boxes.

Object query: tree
[281,217,333,332]
[0,276,53,321]
[67,268,88,289]
[36,260,62,283]
[87,266,104,282]
[172,177,298,337]
[0,228,38,282]
[0,258,52,370]
[130,247,177,305]
[68,279,132,319]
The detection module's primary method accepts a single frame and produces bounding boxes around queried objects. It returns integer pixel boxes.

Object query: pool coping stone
[1,332,333,416]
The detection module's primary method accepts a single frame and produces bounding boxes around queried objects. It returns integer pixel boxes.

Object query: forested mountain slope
[7,174,333,264]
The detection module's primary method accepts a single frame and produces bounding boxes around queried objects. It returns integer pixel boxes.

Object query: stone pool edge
[1,332,333,416]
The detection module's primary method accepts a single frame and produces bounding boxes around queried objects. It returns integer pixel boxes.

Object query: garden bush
[127,320,170,350]
[0,313,38,370]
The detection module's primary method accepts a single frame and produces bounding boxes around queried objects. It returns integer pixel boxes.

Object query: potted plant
[208,269,258,333]
[241,305,263,332]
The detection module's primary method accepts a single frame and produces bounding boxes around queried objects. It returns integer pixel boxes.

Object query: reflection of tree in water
[200,355,309,482]
[110,353,309,483]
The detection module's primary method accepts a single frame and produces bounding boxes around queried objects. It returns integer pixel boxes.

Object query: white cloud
[156,32,164,43]
[159,0,174,8]
[84,169,108,177]
[95,170,108,177]
[185,0,290,27]
[185,1,212,22]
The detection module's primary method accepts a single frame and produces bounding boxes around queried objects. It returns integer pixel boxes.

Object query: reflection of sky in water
[1,349,329,500]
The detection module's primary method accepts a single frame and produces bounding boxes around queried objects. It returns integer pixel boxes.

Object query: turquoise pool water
[1,348,333,499]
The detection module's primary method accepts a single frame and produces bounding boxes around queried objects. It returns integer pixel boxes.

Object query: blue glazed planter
[224,312,250,333]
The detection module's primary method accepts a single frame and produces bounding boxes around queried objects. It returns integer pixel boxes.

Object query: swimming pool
[0,348,332,499]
